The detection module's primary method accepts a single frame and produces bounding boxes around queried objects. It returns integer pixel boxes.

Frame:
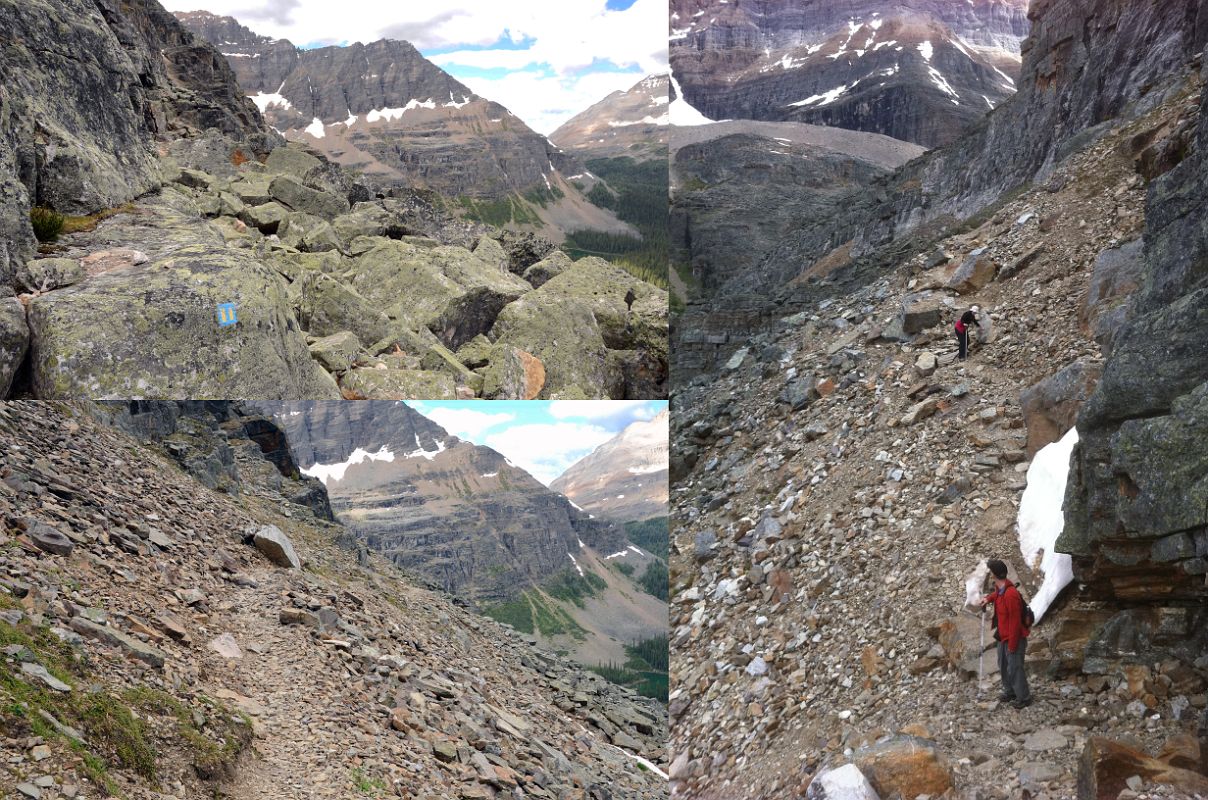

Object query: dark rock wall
[1060,41,1208,603]
[0,0,273,286]
[95,400,335,521]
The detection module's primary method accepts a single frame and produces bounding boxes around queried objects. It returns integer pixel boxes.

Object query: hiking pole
[977,606,986,699]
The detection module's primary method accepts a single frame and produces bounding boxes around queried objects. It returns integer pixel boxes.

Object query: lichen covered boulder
[25,199,338,399]
[294,271,391,347]
[1,296,29,397]
[490,295,616,399]
[340,367,455,399]
[482,345,545,400]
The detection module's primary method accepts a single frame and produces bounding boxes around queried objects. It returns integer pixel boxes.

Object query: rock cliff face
[177,11,631,241]
[0,0,274,286]
[551,408,670,523]
[670,0,1029,147]
[93,400,335,521]
[1059,39,1208,606]
[550,75,670,161]
[671,121,925,299]
[261,401,629,603]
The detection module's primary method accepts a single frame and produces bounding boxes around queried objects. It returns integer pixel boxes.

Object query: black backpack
[1021,594,1036,628]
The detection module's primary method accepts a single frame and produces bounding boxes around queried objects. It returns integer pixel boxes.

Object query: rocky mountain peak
[551,409,669,523]
[550,74,670,160]
[176,12,634,241]
[670,0,1029,147]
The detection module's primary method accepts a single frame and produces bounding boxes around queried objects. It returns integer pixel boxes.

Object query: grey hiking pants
[997,637,1030,701]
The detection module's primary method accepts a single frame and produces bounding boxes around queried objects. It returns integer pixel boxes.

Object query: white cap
[971,305,980,313]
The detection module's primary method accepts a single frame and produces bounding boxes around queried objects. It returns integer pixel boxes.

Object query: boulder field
[1,144,667,400]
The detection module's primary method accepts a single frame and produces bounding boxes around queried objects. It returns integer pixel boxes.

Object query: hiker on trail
[980,559,1032,708]
[955,305,981,361]
[625,287,637,311]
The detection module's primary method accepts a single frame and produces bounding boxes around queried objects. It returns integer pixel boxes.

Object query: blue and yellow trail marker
[216,302,238,327]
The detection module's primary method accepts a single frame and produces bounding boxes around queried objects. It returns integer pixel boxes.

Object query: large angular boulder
[252,524,301,569]
[482,346,545,400]
[16,258,85,292]
[900,295,944,334]
[333,203,391,246]
[340,367,456,399]
[270,174,349,220]
[418,342,482,393]
[265,146,324,182]
[490,295,616,399]
[25,198,339,399]
[807,764,880,800]
[352,242,461,324]
[946,251,997,294]
[852,736,954,800]
[531,257,668,354]
[431,286,525,351]
[471,235,508,271]
[307,331,361,373]
[1020,359,1102,456]
[277,212,341,253]
[348,239,528,328]
[294,271,391,347]
[1,296,29,397]
[521,250,572,288]
[239,201,289,234]
[229,174,273,206]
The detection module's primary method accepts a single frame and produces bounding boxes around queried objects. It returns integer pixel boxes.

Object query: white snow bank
[403,434,446,460]
[366,98,436,123]
[301,445,394,485]
[1016,427,1079,623]
[304,117,326,138]
[609,744,668,780]
[567,552,584,577]
[669,70,716,126]
[249,91,292,113]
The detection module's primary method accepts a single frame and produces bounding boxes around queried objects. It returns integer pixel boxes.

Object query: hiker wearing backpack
[980,559,1032,708]
[955,305,981,361]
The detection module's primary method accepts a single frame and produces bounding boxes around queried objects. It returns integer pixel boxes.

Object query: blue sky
[163,0,667,134]
[405,400,666,485]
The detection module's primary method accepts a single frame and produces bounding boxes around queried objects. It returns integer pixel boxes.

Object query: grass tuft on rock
[30,207,65,242]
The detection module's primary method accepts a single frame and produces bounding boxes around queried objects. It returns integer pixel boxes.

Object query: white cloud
[485,422,614,485]
[162,0,667,134]
[548,400,657,421]
[420,408,515,440]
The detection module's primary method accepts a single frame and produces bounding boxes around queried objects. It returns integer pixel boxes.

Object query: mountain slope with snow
[669,0,1029,147]
[550,74,669,161]
[261,401,667,668]
[551,408,669,523]
[176,10,632,242]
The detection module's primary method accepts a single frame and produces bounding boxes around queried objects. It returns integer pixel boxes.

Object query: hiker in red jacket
[955,305,981,361]
[980,559,1032,708]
